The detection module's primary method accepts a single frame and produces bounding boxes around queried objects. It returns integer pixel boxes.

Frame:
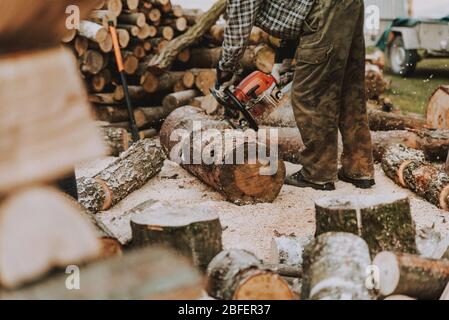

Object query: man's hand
[271,59,293,83]
[216,67,239,89]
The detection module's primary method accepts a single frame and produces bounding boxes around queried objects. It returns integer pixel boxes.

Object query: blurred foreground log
[1,247,202,300]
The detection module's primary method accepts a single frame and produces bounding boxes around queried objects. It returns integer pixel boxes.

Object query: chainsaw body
[211,71,283,131]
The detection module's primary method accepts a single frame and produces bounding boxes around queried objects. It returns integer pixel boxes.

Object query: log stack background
[63,0,276,155]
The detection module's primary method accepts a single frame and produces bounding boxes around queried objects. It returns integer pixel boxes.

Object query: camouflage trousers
[291,0,374,184]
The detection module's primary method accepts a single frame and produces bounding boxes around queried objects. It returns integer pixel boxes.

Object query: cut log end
[373,251,401,297]
[233,270,294,300]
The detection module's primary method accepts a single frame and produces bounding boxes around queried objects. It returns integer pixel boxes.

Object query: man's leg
[289,0,361,186]
[339,1,375,185]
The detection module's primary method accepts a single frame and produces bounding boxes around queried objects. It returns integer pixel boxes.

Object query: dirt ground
[77,153,449,262]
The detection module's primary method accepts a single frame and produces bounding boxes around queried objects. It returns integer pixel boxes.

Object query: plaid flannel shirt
[219,0,315,72]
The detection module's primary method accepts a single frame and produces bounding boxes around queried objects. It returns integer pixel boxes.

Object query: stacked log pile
[64,0,276,156]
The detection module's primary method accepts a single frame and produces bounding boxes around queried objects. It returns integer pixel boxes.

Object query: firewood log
[106,0,123,17]
[267,234,312,277]
[100,126,130,156]
[369,109,426,131]
[123,0,139,10]
[79,20,108,44]
[206,249,294,300]
[371,130,420,162]
[374,251,449,300]
[118,12,147,27]
[91,69,112,92]
[80,50,105,75]
[185,46,275,73]
[182,69,216,95]
[77,138,165,213]
[140,70,184,93]
[117,29,130,48]
[162,89,200,109]
[159,106,286,205]
[315,194,417,256]
[0,187,100,289]
[130,202,223,270]
[157,26,175,40]
[89,93,119,105]
[1,247,202,300]
[382,144,449,210]
[146,0,227,72]
[138,23,157,39]
[426,85,449,129]
[301,232,373,300]
[74,36,89,56]
[148,8,162,23]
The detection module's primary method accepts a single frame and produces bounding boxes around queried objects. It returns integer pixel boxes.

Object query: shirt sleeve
[219,0,262,72]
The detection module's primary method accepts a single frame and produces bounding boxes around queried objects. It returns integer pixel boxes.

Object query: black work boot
[285,171,335,191]
[338,169,375,189]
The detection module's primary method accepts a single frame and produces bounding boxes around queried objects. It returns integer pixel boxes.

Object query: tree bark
[130,202,223,271]
[373,251,449,300]
[159,106,286,205]
[206,249,294,300]
[268,234,313,277]
[100,126,130,156]
[301,232,373,300]
[368,109,426,131]
[146,0,227,73]
[315,194,417,256]
[77,138,165,213]
[140,71,184,93]
[382,144,449,210]
[162,89,200,109]
[1,247,202,300]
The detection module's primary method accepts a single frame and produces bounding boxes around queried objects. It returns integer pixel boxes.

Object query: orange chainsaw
[211,70,284,131]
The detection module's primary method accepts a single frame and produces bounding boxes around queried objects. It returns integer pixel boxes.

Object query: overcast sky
[173,0,449,18]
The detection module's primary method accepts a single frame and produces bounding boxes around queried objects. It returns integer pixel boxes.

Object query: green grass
[383,58,449,115]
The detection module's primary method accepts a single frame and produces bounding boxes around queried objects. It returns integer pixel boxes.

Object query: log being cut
[206,249,294,300]
[130,201,223,271]
[314,194,417,255]
[382,144,449,210]
[301,232,373,300]
[374,251,449,300]
[159,106,286,205]
[1,247,202,300]
[77,138,165,213]
[426,85,449,129]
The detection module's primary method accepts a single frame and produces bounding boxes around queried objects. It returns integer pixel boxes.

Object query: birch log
[301,232,373,300]
[374,251,449,300]
[77,139,165,213]
[206,249,294,300]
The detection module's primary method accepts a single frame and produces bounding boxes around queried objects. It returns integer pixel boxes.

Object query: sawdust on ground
[77,155,449,262]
